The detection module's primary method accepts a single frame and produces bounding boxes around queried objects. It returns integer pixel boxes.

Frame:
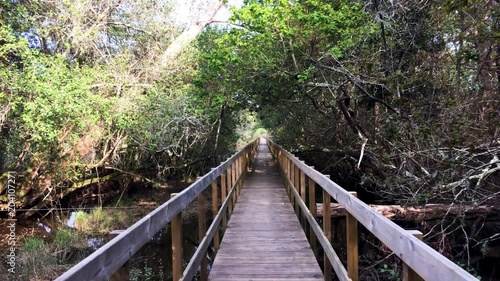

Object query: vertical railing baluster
[347,191,359,281]
[248,145,253,170]
[289,158,293,199]
[403,231,424,281]
[308,171,317,256]
[239,155,243,195]
[283,155,290,197]
[300,164,306,227]
[221,172,227,229]
[323,176,332,281]
[198,194,208,281]
[232,160,236,186]
[211,176,220,253]
[279,152,283,173]
[231,161,236,210]
[171,193,183,281]
[109,230,128,281]
[294,164,300,217]
[235,157,240,198]
[245,152,248,171]
[226,165,232,217]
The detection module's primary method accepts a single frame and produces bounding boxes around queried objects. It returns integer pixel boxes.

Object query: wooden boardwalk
[56,138,478,281]
[208,141,323,281]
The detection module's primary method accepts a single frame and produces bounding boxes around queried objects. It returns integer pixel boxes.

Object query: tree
[0,0,245,212]
[193,0,499,275]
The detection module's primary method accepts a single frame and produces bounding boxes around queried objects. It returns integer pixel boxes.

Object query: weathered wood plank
[215,252,318,258]
[213,257,319,263]
[208,141,322,281]
[210,278,322,281]
[209,274,323,279]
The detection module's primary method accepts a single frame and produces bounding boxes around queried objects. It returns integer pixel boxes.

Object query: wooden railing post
[232,160,236,187]
[231,161,236,207]
[197,194,208,281]
[290,161,295,207]
[282,155,290,196]
[308,170,317,256]
[248,148,253,170]
[239,155,243,194]
[226,166,233,217]
[347,192,359,281]
[171,193,183,281]
[211,177,220,252]
[300,164,306,227]
[244,152,248,172]
[283,155,290,178]
[109,230,128,281]
[235,157,240,198]
[403,231,424,281]
[294,164,300,217]
[323,175,332,281]
[280,152,284,173]
[221,172,227,229]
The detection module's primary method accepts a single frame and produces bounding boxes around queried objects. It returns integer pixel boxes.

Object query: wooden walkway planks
[208,141,323,281]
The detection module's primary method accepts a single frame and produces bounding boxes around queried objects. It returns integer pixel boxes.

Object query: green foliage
[54,229,73,247]
[74,211,91,232]
[17,59,111,146]
[253,127,268,137]
[19,237,53,277]
[1,0,239,207]
[130,264,164,281]
[297,67,315,83]
[22,237,46,253]
[74,208,130,234]
[379,264,401,281]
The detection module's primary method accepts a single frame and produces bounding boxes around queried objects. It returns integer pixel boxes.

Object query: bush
[19,237,52,277]
[22,237,45,253]
[54,229,73,247]
[74,211,91,232]
[74,208,130,234]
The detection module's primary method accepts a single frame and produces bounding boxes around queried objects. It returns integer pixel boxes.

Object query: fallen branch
[357,132,368,169]
[315,203,499,220]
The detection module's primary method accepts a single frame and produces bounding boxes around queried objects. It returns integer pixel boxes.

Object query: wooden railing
[267,138,477,281]
[55,138,260,281]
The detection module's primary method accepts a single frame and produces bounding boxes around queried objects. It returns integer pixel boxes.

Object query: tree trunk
[160,1,225,66]
[316,203,499,220]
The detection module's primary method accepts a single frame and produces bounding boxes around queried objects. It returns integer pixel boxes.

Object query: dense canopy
[0,0,498,278]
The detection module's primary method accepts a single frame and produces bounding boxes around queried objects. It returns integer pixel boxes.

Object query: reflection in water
[128,217,210,281]
[67,211,77,228]
[87,237,106,250]
[36,222,52,233]
[54,208,208,280]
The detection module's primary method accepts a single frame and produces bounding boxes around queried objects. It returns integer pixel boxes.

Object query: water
[66,211,77,228]
[20,210,207,280]
[36,222,51,233]
[126,218,208,281]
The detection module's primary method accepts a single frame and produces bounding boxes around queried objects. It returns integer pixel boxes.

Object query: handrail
[282,165,351,281]
[181,165,242,280]
[266,138,477,281]
[56,138,260,281]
